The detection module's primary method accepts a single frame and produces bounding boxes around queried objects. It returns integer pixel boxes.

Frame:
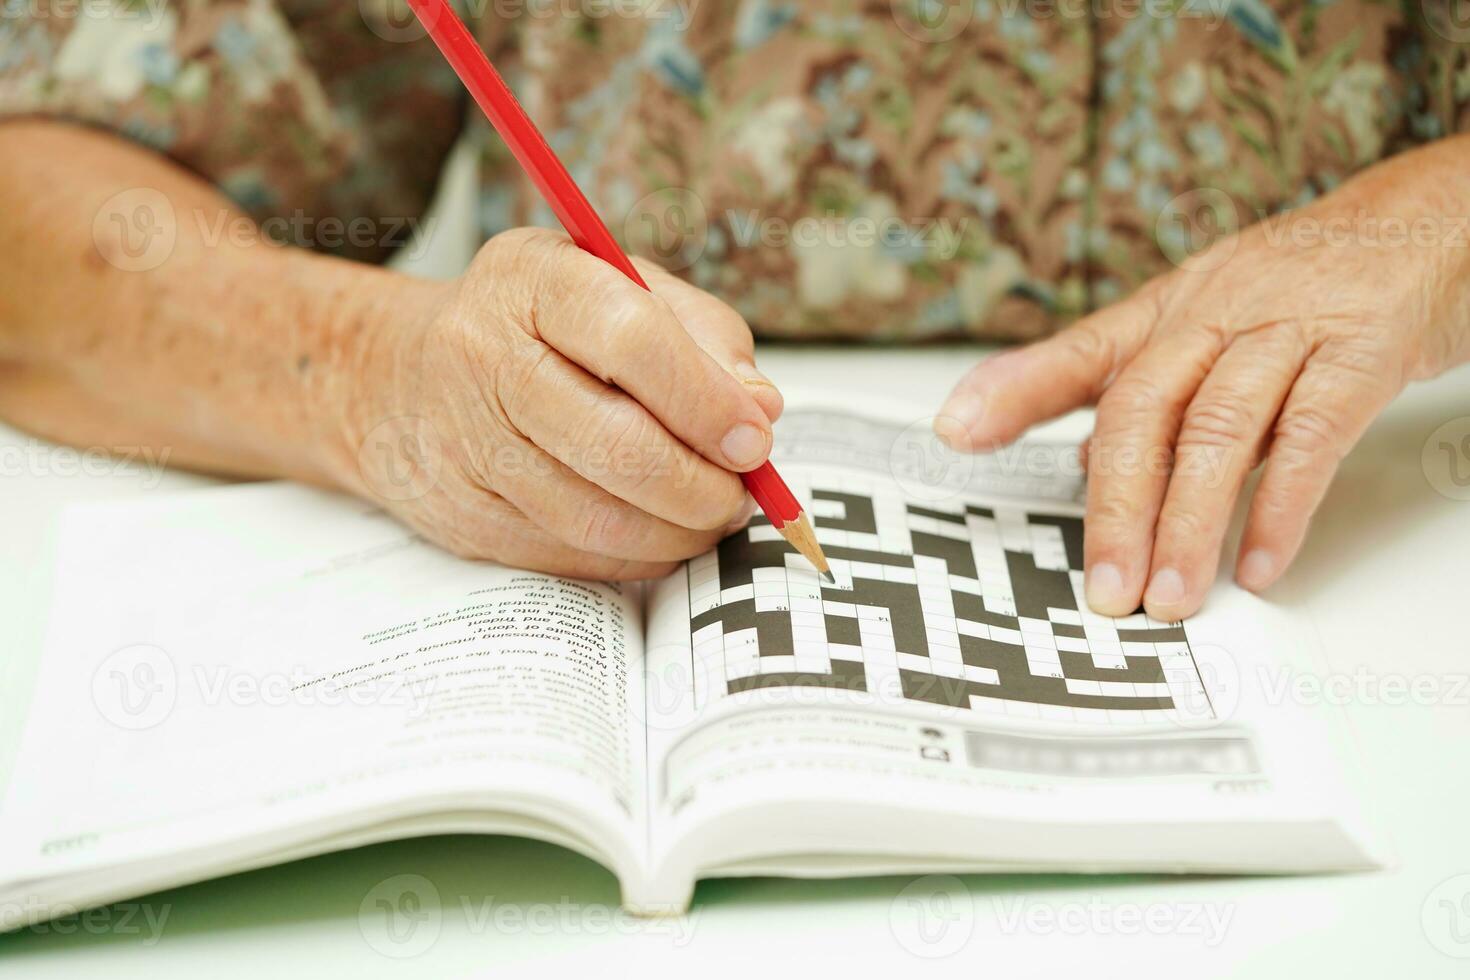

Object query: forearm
[0,120,441,484]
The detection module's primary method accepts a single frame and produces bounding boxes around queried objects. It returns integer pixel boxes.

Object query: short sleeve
[0,0,465,263]
[1089,0,1414,302]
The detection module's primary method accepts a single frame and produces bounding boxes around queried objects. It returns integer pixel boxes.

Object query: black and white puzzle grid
[687,471,1214,727]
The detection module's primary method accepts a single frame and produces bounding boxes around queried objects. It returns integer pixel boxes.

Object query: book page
[641,397,1375,881]
[0,483,650,900]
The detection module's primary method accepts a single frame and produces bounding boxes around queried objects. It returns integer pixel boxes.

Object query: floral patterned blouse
[2,0,1467,340]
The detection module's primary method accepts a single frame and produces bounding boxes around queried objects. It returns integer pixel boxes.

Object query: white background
[1,141,1469,977]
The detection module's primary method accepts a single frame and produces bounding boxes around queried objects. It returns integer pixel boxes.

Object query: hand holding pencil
[400,0,833,581]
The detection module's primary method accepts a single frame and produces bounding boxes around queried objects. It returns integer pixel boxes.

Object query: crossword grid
[687,477,1213,726]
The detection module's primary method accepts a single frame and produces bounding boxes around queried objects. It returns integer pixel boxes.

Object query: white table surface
[2,144,1469,976]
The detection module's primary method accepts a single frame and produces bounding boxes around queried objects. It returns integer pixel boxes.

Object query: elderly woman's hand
[939,136,1470,620]
[340,227,782,579]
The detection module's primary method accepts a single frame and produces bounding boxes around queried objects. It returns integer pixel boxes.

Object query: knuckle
[1086,494,1142,534]
[1249,477,1315,533]
[1318,333,1396,386]
[597,291,675,378]
[497,342,559,420]
[1178,396,1253,450]
[1156,505,1211,545]
[1062,323,1110,372]
[571,500,634,556]
[481,226,561,264]
[586,403,654,462]
[1057,326,1114,394]
[1098,374,1167,420]
[1273,404,1344,458]
[605,289,668,342]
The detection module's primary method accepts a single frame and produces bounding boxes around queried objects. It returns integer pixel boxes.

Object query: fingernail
[933,415,971,451]
[720,423,769,468]
[1238,549,1275,591]
[1144,567,1186,608]
[940,391,986,437]
[1085,562,1127,613]
[734,362,776,389]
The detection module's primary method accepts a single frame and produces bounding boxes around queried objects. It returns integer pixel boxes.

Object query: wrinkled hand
[940,139,1470,620]
[340,227,781,579]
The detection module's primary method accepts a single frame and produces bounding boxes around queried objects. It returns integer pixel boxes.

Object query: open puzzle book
[0,394,1382,926]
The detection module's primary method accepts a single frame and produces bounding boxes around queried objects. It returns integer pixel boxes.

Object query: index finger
[517,232,776,473]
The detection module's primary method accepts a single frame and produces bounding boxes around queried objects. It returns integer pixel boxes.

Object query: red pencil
[405,0,832,581]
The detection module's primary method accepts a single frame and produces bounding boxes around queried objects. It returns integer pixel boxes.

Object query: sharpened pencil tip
[820,570,836,585]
